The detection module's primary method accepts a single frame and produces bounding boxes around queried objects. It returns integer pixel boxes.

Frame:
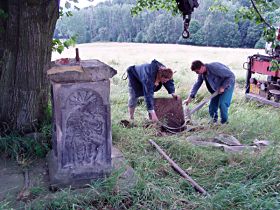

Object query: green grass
[109,84,280,209]
[0,200,11,210]
[10,93,277,209]
[0,134,50,163]
[2,43,280,209]
[110,125,280,209]
[103,43,280,209]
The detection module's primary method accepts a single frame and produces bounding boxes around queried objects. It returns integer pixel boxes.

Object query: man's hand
[183,96,192,105]
[218,87,225,94]
[149,111,159,122]
[172,93,181,100]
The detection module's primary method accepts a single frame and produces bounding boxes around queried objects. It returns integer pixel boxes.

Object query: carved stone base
[47,60,117,189]
[47,150,112,188]
[48,147,137,189]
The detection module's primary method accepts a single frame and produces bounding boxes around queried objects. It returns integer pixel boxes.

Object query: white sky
[60,0,108,9]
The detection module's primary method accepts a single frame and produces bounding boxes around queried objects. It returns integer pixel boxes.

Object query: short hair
[158,66,173,79]
[191,60,204,71]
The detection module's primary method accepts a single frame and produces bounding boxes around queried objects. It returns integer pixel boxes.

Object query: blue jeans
[209,84,234,124]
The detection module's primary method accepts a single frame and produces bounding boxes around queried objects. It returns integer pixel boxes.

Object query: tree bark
[0,0,59,134]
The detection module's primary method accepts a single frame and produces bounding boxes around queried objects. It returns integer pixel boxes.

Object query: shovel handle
[189,91,219,116]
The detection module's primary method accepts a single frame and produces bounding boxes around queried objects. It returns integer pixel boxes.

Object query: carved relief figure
[62,89,106,168]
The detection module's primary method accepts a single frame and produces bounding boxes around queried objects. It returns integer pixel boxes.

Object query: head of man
[157,66,173,83]
[191,60,206,74]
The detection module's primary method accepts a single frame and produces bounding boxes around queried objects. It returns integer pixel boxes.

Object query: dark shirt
[127,59,175,111]
[204,74,215,94]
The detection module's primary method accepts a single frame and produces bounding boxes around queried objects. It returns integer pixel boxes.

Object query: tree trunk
[0,0,59,134]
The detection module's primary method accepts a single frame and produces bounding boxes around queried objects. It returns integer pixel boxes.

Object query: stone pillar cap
[47,59,117,83]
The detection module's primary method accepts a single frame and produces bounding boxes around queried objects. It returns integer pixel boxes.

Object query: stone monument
[47,58,117,187]
[154,97,185,132]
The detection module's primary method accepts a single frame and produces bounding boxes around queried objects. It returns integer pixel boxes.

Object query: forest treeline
[55,0,280,48]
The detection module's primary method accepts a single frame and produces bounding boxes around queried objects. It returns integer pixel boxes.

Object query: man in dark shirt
[184,60,235,124]
[127,59,179,122]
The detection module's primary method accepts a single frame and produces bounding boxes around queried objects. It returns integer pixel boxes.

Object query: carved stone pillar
[47,59,117,187]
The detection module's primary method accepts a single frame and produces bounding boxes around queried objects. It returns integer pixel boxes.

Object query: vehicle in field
[244,27,280,107]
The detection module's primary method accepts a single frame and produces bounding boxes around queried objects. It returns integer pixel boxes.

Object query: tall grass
[3,43,279,209]
[0,135,50,161]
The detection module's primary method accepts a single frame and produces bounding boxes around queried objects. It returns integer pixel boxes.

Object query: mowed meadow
[49,43,280,209]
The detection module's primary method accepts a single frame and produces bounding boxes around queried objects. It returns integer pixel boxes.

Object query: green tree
[133,0,279,46]
[242,23,263,48]
[254,37,266,48]
[191,29,206,45]
[146,13,181,43]
[54,0,278,48]
[135,31,146,42]
[188,19,201,35]
[56,11,88,43]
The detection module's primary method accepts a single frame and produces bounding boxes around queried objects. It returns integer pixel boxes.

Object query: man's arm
[184,75,203,105]
[189,74,203,98]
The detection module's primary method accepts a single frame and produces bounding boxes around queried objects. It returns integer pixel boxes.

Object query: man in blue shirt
[184,60,235,124]
[127,59,179,122]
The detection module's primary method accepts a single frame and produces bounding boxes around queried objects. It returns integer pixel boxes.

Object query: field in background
[52,42,261,80]
[52,42,262,105]
[47,43,280,209]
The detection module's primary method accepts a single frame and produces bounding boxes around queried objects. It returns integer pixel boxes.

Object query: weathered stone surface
[111,147,137,193]
[154,97,185,128]
[253,139,270,147]
[213,134,242,146]
[186,139,257,153]
[48,60,117,188]
[47,59,117,83]
[186,135,262,153]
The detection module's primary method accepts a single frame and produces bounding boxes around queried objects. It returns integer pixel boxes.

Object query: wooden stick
[149,139,208,195]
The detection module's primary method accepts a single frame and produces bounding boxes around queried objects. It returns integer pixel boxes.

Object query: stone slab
[47,59,117,188]
[48,59,117,83]
[154,97,185,128]
[111,147,137,193]
[47,146,136,189]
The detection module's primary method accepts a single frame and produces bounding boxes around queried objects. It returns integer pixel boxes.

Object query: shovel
[184,91,219,120]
